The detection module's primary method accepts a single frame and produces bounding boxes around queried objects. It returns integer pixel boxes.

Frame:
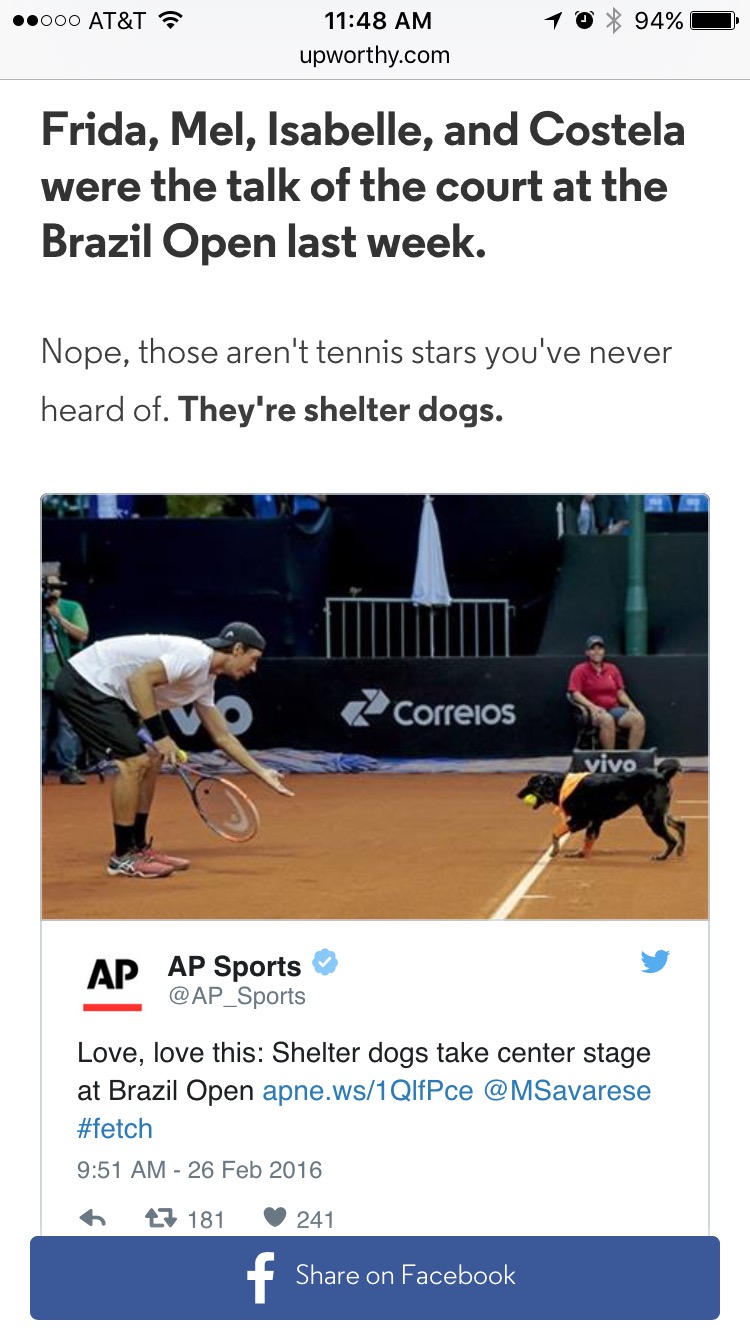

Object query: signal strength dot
[159,10,183,29]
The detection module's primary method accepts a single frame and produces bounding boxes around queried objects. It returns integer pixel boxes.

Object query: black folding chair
[567,694,628,750]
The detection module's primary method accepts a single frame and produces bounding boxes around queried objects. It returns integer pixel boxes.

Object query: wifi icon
[159,9,183,28]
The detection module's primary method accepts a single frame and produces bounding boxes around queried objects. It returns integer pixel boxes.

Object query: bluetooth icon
[606,7,622,31]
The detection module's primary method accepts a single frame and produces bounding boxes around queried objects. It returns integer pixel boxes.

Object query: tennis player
[53,622,292,878]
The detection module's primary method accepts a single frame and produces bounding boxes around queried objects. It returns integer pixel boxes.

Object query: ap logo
[87,959,139,989]
[341,688,390,727]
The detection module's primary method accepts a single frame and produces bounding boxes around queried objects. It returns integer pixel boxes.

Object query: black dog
[517,758,686,861]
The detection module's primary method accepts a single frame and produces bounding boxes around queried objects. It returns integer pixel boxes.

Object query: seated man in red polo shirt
[568,635,646,750]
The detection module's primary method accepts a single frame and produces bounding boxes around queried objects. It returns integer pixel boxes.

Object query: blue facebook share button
[31,1236,719,1320]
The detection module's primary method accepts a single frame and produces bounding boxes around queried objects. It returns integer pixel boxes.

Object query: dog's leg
[641,792,682,860]
[566,824,600,858]
[667,815,687,858]
[647,811,678,860]
[549,817,568,858]
[652,845,676,861]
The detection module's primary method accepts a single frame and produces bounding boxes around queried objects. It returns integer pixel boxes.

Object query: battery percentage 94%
[635,11,684,27]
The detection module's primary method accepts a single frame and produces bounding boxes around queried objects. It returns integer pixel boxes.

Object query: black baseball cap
[205,622,266,651]
[585,635,605,649]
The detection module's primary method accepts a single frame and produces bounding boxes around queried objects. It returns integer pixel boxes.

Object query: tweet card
[34,488,713,1322]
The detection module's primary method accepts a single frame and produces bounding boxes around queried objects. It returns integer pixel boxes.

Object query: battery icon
[690,10,738,27]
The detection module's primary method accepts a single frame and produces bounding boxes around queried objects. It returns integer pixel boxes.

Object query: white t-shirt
[71,635,216,712]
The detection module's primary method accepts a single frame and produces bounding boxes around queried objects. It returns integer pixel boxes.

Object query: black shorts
[54,663,146,761]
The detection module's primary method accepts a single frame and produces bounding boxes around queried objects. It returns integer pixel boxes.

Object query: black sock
[134,813,149,848]
[114,824,135,857]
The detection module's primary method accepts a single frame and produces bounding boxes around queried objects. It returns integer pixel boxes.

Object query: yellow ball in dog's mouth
[523,793,538,807]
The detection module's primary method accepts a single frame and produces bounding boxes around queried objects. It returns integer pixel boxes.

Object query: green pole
[625,495,648,654]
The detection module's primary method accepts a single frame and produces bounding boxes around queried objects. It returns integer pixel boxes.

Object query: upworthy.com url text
[301,46,450,69]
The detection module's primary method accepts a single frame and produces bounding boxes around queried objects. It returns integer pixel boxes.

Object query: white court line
[619,814,708,820]
[491,790,707,920]
[490,835,569,921]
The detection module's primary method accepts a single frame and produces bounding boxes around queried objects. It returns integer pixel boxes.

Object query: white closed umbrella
[412,495,452,606]
[412,495,451,656]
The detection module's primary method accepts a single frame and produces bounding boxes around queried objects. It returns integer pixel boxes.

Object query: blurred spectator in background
[213,495,282,518]
[44,494,167,518]
[575,495,597,535]
[42,570,89,783]
[593,495,629,535]
[88,495,135,519]
[41,495,88,518]
[166,496,228,518]
[566,496,629,536]
[222,495,329,520]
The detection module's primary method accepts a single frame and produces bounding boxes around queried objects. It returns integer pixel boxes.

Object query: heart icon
[264,1207,286,1228]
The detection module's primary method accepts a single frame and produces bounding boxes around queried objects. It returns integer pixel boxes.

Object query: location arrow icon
[80,1209,105,1227]
[546,12,562,27]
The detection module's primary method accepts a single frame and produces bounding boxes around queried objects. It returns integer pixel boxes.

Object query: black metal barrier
[170,656,708,759]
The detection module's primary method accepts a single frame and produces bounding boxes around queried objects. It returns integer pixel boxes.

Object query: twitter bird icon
[642,950,670,974]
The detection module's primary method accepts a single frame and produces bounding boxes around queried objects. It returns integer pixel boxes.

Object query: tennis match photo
[41,493,708,921]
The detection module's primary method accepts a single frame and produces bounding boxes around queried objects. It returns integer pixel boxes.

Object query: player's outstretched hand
[261,767,294,797]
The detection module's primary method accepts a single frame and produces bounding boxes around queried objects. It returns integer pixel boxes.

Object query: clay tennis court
[42,769,707,920]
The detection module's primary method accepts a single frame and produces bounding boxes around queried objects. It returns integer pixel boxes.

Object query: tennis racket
[172,760,260,842]
[138,728,260,842]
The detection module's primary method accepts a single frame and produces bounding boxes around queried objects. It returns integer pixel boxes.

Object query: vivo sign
[169,696,253,736]
[341,688,516,729]
[582,754,639,774]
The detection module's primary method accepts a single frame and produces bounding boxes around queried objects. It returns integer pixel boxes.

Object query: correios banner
[168,657,708,760]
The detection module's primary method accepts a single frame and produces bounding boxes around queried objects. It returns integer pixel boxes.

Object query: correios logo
[341,688,391,727]
[341,688,516,729]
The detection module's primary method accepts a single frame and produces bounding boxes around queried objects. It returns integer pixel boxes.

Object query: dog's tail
[657,757,682,782]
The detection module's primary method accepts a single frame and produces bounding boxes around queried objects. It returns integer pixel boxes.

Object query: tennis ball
[523,793,538,807]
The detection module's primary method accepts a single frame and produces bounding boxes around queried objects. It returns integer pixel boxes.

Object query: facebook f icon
[247,1251,275,1304]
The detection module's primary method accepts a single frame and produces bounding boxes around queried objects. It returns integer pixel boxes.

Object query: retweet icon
[642,950,670,974]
